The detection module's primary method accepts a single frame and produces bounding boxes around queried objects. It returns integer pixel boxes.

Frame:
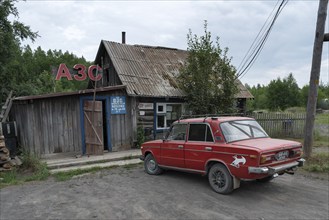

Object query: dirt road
[1,164,328,219]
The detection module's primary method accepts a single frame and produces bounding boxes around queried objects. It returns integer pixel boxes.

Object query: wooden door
[84,100,104,155]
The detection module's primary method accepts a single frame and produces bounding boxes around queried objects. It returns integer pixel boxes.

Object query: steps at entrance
[42,149,142,174]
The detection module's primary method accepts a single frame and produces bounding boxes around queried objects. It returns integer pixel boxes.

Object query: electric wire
[237,0,288,80]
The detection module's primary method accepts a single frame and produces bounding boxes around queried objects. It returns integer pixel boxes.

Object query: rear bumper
[248,158,305,174]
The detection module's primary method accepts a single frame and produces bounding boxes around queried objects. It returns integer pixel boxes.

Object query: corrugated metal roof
[101,41,253,99]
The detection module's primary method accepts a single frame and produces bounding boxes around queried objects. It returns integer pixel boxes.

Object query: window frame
[165,123,188,141]
[155,103,185,130]
[187,123,215,143]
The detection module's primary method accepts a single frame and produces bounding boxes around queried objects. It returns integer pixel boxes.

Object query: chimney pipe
[122,31,126,44]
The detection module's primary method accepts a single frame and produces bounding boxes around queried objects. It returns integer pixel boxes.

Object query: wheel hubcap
[148,159,156,171]
[212,170,225,188]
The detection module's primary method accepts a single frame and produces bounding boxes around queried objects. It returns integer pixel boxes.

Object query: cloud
[15,0,329,87]
[61,25,86,41]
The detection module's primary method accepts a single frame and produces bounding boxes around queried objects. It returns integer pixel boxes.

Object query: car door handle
[178,145,184,149]
[205,147,212,151]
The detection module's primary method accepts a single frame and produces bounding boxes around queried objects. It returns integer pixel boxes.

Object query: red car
[140,117,305,194]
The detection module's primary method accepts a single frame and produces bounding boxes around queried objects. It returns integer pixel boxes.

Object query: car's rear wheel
[144,154,163,175]
[208,163,233,194]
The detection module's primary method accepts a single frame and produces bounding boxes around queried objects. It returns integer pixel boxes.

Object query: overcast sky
[15,0,329,87]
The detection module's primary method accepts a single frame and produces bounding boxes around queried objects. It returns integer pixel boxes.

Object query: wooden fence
[247,113,306,138]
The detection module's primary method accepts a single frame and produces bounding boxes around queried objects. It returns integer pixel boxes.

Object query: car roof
[176,116,254,124]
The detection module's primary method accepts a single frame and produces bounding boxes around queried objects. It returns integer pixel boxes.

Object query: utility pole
[304,0,328,158]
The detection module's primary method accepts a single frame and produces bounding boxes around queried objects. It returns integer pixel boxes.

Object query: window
[188,124,214,142]
[157,104,165,114]
[220,120,268,143]
[156,103,183,129]
[166,124,187,141]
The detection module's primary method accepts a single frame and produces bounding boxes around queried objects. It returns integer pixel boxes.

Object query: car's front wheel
[144,154,163,175]
[208,163,233,194]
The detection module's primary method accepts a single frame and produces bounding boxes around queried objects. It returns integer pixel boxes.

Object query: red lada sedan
[140,117,305,194]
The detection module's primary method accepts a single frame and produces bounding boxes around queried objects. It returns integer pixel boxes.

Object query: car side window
[188,124,214,142]
[166,124,187,141]
[206,126,214,142]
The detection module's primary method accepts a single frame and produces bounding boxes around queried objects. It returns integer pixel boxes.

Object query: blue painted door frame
[80,96,111,154]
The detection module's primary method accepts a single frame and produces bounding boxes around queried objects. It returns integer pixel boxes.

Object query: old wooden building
[10,39,253,156]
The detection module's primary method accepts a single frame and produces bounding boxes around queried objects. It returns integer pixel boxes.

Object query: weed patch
[0,152,50,188]
[303,152,329,173]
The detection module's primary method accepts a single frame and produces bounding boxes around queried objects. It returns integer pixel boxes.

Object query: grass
[315,113,329,125]
[0,152,50,188]
[303,152,329,173]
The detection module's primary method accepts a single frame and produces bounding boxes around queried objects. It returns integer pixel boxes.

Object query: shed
[11,85,135,155]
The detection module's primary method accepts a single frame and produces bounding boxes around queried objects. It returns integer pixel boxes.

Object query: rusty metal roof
[101,41,253,99]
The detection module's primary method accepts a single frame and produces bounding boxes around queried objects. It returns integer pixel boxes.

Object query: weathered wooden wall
[11,89,136,155]
[108,91,135,151]
[11,96,82,156]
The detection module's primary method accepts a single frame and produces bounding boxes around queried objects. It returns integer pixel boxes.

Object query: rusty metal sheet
[102,41,253,99]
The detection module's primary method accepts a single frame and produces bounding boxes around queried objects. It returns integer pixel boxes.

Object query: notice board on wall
[111,96,126,114]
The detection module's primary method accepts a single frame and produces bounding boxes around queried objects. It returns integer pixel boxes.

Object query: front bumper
[248,158,305,174]
[140,155,145,161]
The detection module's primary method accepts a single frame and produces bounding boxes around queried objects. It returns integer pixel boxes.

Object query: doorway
[80,96,111,155]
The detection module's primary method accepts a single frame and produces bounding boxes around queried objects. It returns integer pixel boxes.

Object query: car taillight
[290,149,303,157]
[260,155,272,164]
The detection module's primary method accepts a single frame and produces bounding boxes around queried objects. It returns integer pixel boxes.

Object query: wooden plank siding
[10,88,136,156]
[11,96,82,156]
[109,92,134,151]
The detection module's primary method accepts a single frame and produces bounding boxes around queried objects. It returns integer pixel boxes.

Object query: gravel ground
[1,164,328,220]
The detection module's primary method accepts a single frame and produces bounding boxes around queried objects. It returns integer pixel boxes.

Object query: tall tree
[0,0,90,103]
[178,21,238,115]
[0,0,39,102]
[246,83,268,111]
[266,73,300,111]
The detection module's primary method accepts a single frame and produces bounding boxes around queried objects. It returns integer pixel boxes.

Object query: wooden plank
[57,99,64,153]
[84,100,103,155]
[41,101,49,155]
[71,99,79,152]
[68,98,75,152]
[52,99,59,153]
[62,99,69,152]
[47,99,54,154]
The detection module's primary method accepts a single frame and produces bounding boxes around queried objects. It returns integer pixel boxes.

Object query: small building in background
[10,38,253,156]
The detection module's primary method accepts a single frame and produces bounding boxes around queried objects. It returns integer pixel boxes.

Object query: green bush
[136,126,145,148]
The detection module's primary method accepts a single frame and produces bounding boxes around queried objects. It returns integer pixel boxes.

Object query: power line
[237,0,288,80]
[236,1,280,72]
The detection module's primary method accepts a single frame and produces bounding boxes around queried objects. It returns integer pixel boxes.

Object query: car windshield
[220,120,268,143]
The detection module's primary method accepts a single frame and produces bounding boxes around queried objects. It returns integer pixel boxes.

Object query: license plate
[275,150,289,161]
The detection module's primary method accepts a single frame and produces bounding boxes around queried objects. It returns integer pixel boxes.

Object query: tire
[208,163,233,194]
[144,154,163,175]
[256,175,274,183]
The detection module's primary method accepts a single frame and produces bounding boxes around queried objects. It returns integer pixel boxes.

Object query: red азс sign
[55,63,102,81]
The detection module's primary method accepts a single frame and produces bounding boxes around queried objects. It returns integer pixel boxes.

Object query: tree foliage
[246,73,329,111]
[178,21,238,115]
[266,73,300,111]
[0,0,91,103]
